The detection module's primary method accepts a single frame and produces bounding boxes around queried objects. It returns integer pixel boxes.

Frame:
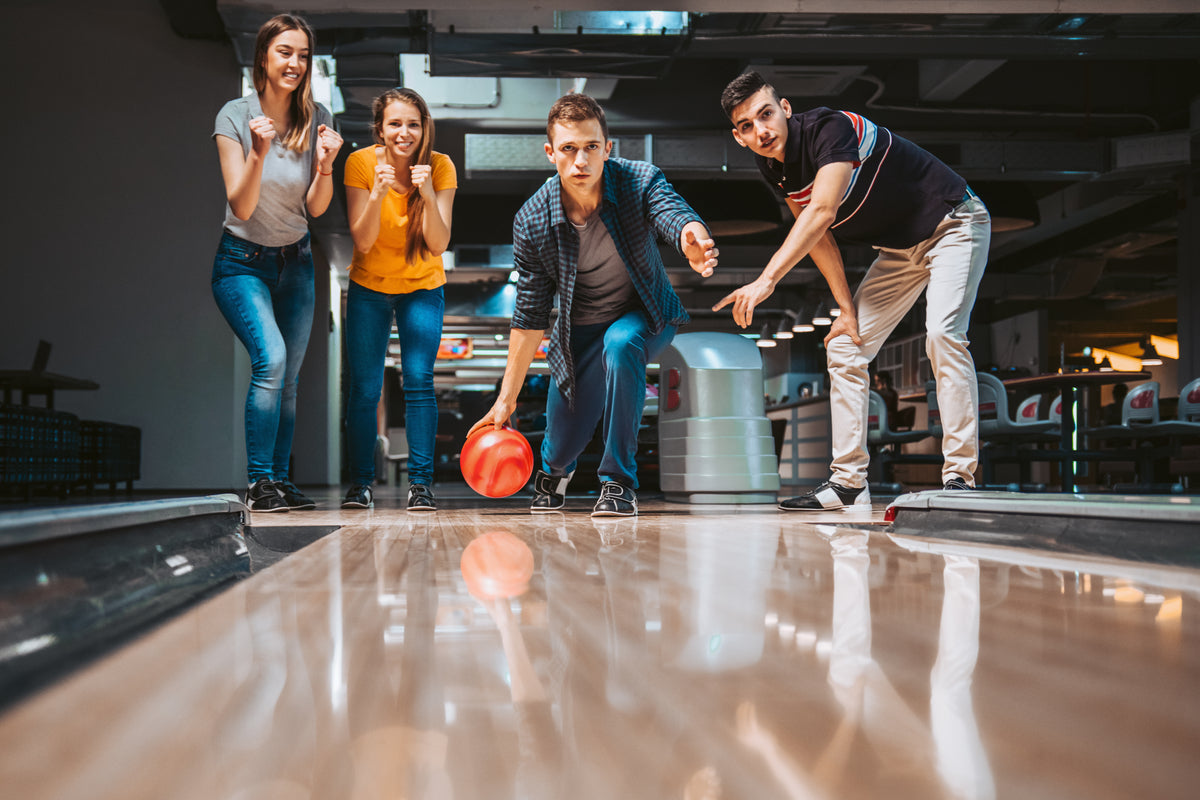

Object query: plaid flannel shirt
[511,157,704,406]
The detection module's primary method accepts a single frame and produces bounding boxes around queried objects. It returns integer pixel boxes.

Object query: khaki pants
[826,197,991,488]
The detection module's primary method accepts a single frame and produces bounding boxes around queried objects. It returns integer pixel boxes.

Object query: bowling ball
[461,531,535,599]
[460,426,534,498]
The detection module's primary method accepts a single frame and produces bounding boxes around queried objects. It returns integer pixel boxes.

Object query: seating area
[0,343,141,499]
[972,373,1200,491]
[0,404,141,498]
[975,372,1061,486]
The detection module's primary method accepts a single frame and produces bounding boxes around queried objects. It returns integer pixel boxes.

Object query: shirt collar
[773,112,804,170]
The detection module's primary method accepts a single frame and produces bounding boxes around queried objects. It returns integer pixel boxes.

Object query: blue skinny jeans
[211,230,315,483]
[345,281,443,486]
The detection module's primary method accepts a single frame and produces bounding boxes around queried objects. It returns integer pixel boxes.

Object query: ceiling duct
[753,64,867,97]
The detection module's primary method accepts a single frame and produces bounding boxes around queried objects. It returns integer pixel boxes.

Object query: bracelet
[318,168,333,176]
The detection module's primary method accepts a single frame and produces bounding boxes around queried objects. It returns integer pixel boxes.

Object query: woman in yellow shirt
[342,88,457,510]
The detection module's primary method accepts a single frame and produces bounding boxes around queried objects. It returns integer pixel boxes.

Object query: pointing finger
[375,146,386,166]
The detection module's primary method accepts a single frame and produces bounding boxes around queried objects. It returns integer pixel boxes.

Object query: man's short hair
[546,93,609,142]
[720,71,778,121]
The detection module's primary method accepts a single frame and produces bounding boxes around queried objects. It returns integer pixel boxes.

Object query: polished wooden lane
[0,492,1196,799]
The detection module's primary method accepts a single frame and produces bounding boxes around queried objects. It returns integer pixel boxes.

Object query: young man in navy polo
[470,93,718,517]
[715,71,991,510]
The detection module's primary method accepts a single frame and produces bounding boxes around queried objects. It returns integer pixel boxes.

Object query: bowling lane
[0,498,1196,799]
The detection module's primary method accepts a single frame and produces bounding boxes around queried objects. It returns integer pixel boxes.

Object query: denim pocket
[213,232,268,282]
[221,239,261,263]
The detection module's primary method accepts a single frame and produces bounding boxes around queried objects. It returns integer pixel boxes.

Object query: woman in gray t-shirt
[211,14,342,512]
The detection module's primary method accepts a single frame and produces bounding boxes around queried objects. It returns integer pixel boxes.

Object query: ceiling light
[775,316,794,339]
[756,323,777,348]
[1085,346,1141,372]
[1140,337,1163,367]
[792,306,814,332]
[1150,335,1178,360]
[812,302,832,326]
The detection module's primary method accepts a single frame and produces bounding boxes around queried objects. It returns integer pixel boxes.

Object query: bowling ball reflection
[461,531,535,599]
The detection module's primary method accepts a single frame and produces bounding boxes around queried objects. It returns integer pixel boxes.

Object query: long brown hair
[252,14,316,153]
[372,88,436,263]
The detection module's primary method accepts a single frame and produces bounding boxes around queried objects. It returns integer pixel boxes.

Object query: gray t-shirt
[213,94,333,247]
[571,214,636,325]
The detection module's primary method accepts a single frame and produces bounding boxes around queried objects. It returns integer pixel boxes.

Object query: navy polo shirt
[755,108,966,249]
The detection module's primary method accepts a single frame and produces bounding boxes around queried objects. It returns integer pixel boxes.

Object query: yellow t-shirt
[344,147,458,294]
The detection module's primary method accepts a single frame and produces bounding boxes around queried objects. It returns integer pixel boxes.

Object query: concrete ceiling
[162,1,1200,370]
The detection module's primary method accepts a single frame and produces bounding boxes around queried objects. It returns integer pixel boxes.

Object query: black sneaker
[531,469,574,513]
[277,479,316,510]
[407,484,437,512]
[779,480,870,511]
[592,481,637,517]
[246,478,289,513]
[943,477,974,491]
[341,484,374,509]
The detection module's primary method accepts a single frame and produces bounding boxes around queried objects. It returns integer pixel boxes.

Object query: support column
[1179,96,1200,385]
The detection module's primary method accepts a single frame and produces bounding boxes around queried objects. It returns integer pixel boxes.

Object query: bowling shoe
[278,479,316,510]
[531,469,574,513]
[778,480,870,511]
[592,481,637,517]
[407,484,437,511]
[246,478,289,513]
[342,484,374,509]
[943,477,973,490]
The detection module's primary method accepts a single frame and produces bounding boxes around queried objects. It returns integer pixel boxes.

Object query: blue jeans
[345,281,443,486]
[211,230,315,482]
[543,309,675,489]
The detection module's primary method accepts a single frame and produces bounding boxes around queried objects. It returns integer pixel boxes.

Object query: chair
[925,380,942,438]
[1124,381,1160,426]
[867,390,939,484]
[1015,393,1042,422]
[1088,382,1161,437]
[975,373,1060,486]
[1048,394,1063,424]
[1087,382,1200,488]
[1178,377,1200,422]
[976,373,1059,440]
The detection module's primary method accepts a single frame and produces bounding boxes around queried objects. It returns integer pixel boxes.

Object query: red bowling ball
[459,426,534,498]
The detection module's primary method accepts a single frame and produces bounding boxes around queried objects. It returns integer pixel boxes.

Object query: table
[1001,370,1149,491]
[0,370,100,409]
